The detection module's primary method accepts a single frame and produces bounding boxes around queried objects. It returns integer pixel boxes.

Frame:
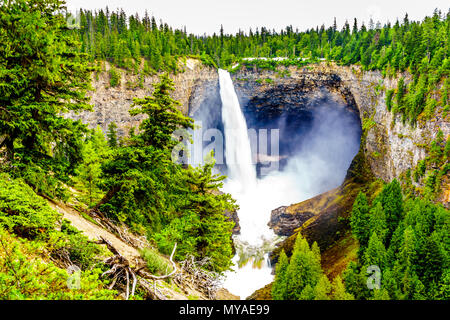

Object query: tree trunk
[90,185,121,215]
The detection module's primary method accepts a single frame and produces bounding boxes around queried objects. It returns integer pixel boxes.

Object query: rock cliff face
[268,206,314,236]
[230,64,449,199]
[67,59,218,136]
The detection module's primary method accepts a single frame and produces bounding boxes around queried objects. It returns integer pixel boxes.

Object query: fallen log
[99,237,178,300]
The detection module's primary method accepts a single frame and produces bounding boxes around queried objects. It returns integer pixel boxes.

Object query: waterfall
[219,69,276,298]
[217,69,361,298]
[219,69,256,192]
[219,69,274,247]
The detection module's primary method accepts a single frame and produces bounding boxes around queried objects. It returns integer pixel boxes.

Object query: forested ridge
[0,0,448,300]
[75,6,450,124]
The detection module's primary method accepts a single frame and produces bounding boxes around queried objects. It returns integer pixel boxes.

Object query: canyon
[68,58,449,298]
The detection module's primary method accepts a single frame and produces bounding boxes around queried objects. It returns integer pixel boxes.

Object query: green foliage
[129,73,194,150]
[0,174,116,298]
[272,233,352,300]
[350,192,370,248]
[345,180,449,300]
[375,179,403,241]
[369,202,388,244]
[109,66,121,87]
[51,219,106,270]
[272,249,289,300]
[284,236,323,299]
[331,276,355,300]
[74,126,109,207]
[107,122,118,148]
[140,247,173,276]
[99,74,236,272]
[154,160,235,272]
[0,227,116,300]
[385,89,395,111]
[0,0,92,195]
[364,232,387,269]
[405,132,448,199]
[0,174,60,239]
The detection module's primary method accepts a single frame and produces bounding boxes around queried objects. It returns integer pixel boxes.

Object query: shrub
[0,227,116,300]
[140,247,173,276]
[55,219,106,270]
[0,174,60,239]
[109,66,121,87]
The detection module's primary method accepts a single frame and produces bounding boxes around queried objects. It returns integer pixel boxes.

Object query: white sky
[66,0,449,35]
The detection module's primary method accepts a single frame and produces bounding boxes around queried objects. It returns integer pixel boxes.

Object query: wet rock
[224,208,240,235]
[268,206,314,237]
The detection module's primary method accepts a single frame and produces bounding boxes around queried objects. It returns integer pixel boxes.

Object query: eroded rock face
[268,206,314,236]
[67,59,219,136]
[231,64,449,202]
[224,209,241,235]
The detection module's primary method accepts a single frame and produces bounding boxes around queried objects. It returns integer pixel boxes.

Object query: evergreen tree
[272,249,289,300]
[174,159,237,272]
[98,74,235,272]
[372,288,390,300]
[311,275,332,300]
[285,234,322,299]
[0,0,92,194]
[106,121,118,148]
[364,232,387,270]
[76,126,108,206]
[369,202,388,244]
[129,73,193,150]
[422,232,444,287]
[378,179,403,241]
[331,275,354,300]
[350,192,370,248]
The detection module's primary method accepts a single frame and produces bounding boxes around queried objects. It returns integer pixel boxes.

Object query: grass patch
[140,247,173,276]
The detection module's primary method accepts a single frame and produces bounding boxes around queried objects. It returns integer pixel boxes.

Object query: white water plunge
[217,69,360,298]
[219,69,295,298]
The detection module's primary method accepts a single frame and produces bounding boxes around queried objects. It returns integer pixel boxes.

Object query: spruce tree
[272,249,289,300]
[365,232,387,270]
[378,179,404,242]
[129,73,193,150]
[76,126,108,207]
[285,234,322,300]
[350,192,371,248]
[178,159,237,272]
[0,0,92,191]
[106,121,118,148]
[331,275,354,300]
[369,202,388,244]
